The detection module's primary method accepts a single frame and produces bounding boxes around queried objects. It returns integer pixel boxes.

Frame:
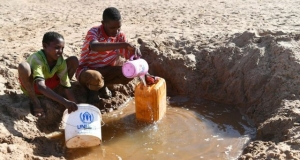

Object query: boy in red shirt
[76,7,141,103]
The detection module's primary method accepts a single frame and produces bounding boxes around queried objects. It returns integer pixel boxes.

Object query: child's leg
[96,66,133,99]
[18,62,45,117]
[96,66,133,85]
[66,56,79,80]
[78,69,104,91]
[77,69,105,103]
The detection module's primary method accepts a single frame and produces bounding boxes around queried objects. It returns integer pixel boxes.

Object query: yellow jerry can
[134,78,167,123]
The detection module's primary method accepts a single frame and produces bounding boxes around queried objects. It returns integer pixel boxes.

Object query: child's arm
[63,87,77,103]
[89,40,134,52]
[35,80,78,113]
[85,27,135,52]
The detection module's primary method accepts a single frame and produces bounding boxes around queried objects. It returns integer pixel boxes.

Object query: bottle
[134,78,167,123]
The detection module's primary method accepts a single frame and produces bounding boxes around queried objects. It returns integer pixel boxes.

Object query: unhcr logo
[80,112,94,124]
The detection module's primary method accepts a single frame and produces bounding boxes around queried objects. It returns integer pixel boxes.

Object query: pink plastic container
[122,56,149,78]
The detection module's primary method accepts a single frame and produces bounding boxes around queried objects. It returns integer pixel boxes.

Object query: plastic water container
[135,78,167,122]
[122,56,149,78]
[62,104,102,148]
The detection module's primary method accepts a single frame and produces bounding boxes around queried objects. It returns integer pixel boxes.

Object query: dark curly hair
[103,7,121,22]
[42,31,64,44]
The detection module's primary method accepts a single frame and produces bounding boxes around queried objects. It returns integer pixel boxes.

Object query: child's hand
[134,48,142,58]
[126,43,142,59]
[145,74,159,85]
[126,43,135,51]
[64,100,78,114]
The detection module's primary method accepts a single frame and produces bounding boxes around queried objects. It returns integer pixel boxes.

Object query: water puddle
[65,96,256,160]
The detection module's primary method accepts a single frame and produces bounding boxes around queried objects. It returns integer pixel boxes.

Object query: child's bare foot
[98,86,112,99]
[29,101,45,118]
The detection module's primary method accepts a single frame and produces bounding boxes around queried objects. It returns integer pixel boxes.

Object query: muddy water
[65,97,256,160]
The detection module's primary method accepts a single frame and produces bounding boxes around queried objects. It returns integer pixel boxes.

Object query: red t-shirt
[76,25,134,79]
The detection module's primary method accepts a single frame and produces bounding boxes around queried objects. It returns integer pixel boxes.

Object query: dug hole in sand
[1,30,300,159]
[137,30,300,159]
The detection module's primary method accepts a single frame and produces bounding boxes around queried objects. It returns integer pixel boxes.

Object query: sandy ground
[1,0,300,159]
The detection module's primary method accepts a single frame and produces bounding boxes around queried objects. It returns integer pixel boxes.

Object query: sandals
[29,103,46,118]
